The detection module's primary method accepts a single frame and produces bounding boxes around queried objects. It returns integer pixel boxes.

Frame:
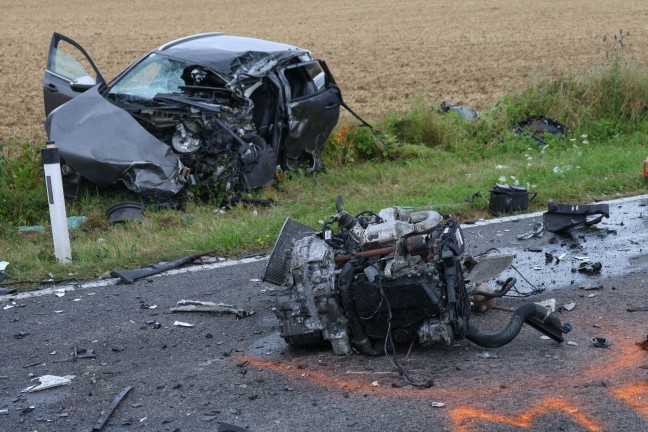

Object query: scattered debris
[73,347,96,359]
[543,203,610,233]
[110,252,211,284]
[489,184,537,215]
[92,386,133,431]
[371,380,380,387]
[563,302,577,311]
[514,115,566,145]
[545,252,554,263]
[567,341,578,346]
[627,306,648,312]
[636,336,648,351]
[106,201,146,223]
[430,402,446,408]
[0,261,8,271]
[392,378,408,388]
[173,321,194,327]
[575,262,603,274]
[22,375,75,392]
[439,101,479,122]
[579,283,603,290]
[589,337,611,348]
[171,300,254,318]
[517,222,544,240]
[218,421,248,432]
[13,332,29,339]
[477,351,498,359]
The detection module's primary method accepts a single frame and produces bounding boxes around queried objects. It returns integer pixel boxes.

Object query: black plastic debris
[13,332,29,339]
[219,421,247,432]
[489,184,537,215]
[439,101,479,122]
[0,287,16,295]
[92,386,133,431]
[575,262,602,274]
[73,347,96,359]
[514,115,566,145]
[627,306,648,312]
[105,201,146,224]
[110,252,206,284]
[589,337,611,348]
[543,203,610,233]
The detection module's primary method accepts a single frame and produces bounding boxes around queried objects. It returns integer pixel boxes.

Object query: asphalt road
[1,196,647,432]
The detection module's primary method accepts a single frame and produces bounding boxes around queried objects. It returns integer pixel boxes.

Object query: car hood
[46,86,186,200]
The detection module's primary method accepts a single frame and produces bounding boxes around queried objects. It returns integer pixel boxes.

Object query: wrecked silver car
[264,197,570,356]
[43,32,342,200]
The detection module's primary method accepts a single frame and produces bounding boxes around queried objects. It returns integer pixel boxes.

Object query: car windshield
[107,53,188,101]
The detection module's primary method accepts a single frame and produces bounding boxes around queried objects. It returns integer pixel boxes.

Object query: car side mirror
[70,76,96,92]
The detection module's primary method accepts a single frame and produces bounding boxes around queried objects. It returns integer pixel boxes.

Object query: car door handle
[46,83,58,93]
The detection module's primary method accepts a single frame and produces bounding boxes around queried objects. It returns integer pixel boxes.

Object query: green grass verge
[1,39,647,285]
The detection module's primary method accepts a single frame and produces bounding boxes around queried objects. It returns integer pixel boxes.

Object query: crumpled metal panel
[46,86,186,200]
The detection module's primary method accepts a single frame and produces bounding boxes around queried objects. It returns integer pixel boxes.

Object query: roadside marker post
[42,142,71,264]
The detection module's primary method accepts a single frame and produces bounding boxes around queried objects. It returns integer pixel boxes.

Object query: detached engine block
[264,197,568,356]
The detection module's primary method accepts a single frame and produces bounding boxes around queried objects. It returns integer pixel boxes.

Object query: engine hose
[471,277,517,299]
[338,262,381,356]
[467,303,555,348]
[335,195,344,213]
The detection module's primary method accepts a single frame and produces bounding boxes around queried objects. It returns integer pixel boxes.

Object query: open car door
[43,33,105,116]
[281,60,341,171]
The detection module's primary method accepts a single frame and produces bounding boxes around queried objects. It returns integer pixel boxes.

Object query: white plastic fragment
[173,321,194,327]
[54,290,65,297]
[431,402,446,408]
[567,341,578,346]
[557,253,566,261]
[371,380,380,387]
[477,351,497,359]
[22,375,75,392]
[563,302,576,311]
[588,293,598,298]
[0,261,8,271]
[3,305,14,310]
[540,335,551,340]
[574,256,589,260]
[250,278,260,282]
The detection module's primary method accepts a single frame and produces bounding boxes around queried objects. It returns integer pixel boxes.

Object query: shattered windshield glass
[108,53,187,100]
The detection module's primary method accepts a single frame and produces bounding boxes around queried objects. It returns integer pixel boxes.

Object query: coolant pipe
[338,261,381,356]
[467,303,565,348]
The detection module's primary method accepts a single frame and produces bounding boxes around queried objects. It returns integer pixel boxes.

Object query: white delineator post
[42,142,71,264]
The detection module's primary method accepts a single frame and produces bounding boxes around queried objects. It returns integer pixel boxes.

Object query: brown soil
[1,0,647,144]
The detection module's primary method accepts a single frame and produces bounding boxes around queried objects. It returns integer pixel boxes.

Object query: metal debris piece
[517,222,544,240]
[545,252,554,263]
[22,375,75,392]
[173,321,194,327]
[576,262,602,274]
[92,386,133,431]
[589,337,611,348]
[431,402,446,408]
[579,283,603,290]
[439,101,479,122]
[464,253,515,284]
[171,300,254,318]
[13,332,29,339]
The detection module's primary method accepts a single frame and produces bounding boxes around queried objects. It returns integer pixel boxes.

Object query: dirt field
[1,0,647,144]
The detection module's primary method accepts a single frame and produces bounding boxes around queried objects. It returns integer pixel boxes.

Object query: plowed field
[1,0,647,144]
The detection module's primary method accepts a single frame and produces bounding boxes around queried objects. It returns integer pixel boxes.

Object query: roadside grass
[1,38,647,285]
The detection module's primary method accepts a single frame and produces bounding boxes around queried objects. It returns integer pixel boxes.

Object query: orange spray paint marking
[449,397,603,432]
[611,382,648,420]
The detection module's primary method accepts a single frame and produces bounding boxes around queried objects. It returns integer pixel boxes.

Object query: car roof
[156,33,309,75]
